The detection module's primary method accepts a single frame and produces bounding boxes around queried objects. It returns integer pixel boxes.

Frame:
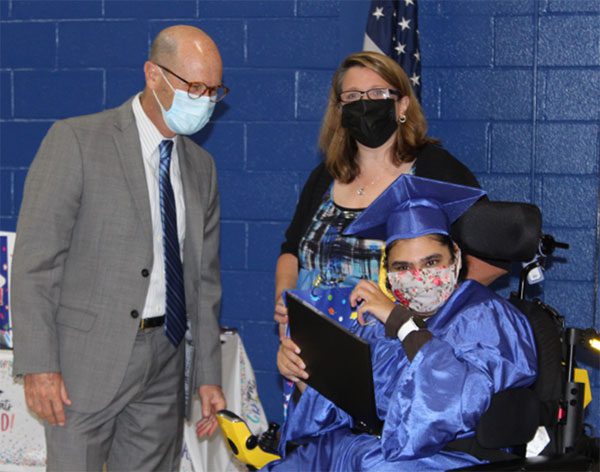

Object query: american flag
[364,0,421,101]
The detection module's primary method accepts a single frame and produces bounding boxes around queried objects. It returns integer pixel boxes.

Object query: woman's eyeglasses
[339,88,401,104]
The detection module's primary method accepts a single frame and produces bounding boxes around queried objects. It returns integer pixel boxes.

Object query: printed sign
[0,232,15,349]
[0,351,46,470]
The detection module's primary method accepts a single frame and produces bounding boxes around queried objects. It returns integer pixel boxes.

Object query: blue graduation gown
[268,281,538,471]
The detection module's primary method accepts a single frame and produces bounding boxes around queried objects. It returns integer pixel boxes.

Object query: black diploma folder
[286,292,384,435]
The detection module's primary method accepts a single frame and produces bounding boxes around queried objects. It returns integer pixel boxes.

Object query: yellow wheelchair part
[216,409,281,470]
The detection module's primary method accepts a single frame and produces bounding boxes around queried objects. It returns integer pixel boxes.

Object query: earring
[398,114,407,124]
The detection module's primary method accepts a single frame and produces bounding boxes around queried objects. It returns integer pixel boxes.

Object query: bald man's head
[149,25,221,71]
[142,25,224,137]
[149,28,178,65]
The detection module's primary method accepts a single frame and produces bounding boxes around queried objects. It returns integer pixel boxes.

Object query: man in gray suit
[11,25,227,471]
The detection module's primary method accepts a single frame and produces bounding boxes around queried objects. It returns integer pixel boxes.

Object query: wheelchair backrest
[509,296,564,428]
[453,201,565,454]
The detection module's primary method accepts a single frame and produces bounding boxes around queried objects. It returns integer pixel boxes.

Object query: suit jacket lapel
[112,99,153,245]
[178,136,205,268]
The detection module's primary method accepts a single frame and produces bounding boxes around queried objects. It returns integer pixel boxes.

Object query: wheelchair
[446,201,599,470]
[217,201,600,471]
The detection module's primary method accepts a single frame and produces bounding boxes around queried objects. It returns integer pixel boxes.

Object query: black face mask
[341,99,397,148]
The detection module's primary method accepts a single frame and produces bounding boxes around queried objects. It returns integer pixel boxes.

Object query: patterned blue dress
[297,185,383,293]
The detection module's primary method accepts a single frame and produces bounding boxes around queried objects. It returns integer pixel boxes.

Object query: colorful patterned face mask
[387,249,462,314]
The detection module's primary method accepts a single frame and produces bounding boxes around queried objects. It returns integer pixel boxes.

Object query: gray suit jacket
[11,97,222,413]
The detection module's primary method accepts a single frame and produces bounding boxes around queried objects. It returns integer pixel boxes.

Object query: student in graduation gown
[269,176,538,471]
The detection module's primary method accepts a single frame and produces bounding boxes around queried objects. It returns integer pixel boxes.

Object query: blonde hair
[319,51,437,183]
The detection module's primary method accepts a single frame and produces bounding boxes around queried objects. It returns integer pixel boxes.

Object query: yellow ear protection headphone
[378,244,396,302]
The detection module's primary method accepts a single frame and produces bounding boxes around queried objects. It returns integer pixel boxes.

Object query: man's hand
[196,384,226,437]
[24,372,71,426]
[350,280,396,325]
[274,295,288,340]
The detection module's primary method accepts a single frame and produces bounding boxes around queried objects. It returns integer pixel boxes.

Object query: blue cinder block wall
[1,0,598,430]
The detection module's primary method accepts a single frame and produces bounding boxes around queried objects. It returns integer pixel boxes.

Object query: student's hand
[24,372,72,426]
[196,384,226,437]
[274,295,288,340]
[350,280,396,325]
[277,337,308,383]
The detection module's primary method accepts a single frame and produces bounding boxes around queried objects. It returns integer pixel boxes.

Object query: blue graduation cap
[343,175,486,246]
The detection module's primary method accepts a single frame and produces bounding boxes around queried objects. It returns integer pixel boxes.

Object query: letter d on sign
[1,412,14,431]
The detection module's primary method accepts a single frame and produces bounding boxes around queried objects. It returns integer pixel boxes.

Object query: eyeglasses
[339,88,401,104]
[154,63,229,102]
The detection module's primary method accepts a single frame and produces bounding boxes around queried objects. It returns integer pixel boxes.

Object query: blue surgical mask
[153,69,215,135]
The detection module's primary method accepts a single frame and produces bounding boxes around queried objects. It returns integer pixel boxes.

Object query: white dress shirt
[132,93,186,319]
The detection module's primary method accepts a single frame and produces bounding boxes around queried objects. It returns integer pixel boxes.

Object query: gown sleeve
[380,297,537,461]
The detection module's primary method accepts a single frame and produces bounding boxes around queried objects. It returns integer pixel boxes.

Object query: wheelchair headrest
[451,201,542,263]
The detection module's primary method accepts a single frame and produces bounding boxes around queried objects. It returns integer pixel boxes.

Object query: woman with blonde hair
[274,51,505,403]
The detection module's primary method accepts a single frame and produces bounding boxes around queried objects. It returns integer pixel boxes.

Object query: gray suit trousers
[45,326,185,472]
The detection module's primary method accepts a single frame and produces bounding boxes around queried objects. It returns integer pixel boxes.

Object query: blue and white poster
[0,231,15,349]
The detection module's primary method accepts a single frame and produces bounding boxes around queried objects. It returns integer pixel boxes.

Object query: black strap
[445,437,520,462]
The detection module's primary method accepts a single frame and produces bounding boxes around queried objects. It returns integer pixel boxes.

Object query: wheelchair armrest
[445,388,540,462]
[477,388,540,449]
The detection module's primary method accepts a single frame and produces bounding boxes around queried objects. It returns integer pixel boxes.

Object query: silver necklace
[356,172,384,196]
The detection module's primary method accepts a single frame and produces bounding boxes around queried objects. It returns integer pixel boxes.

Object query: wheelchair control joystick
[216,410,281,470]
[258,422,280,454]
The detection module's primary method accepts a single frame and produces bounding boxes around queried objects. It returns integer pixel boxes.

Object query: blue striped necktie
[159,140,186,346]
